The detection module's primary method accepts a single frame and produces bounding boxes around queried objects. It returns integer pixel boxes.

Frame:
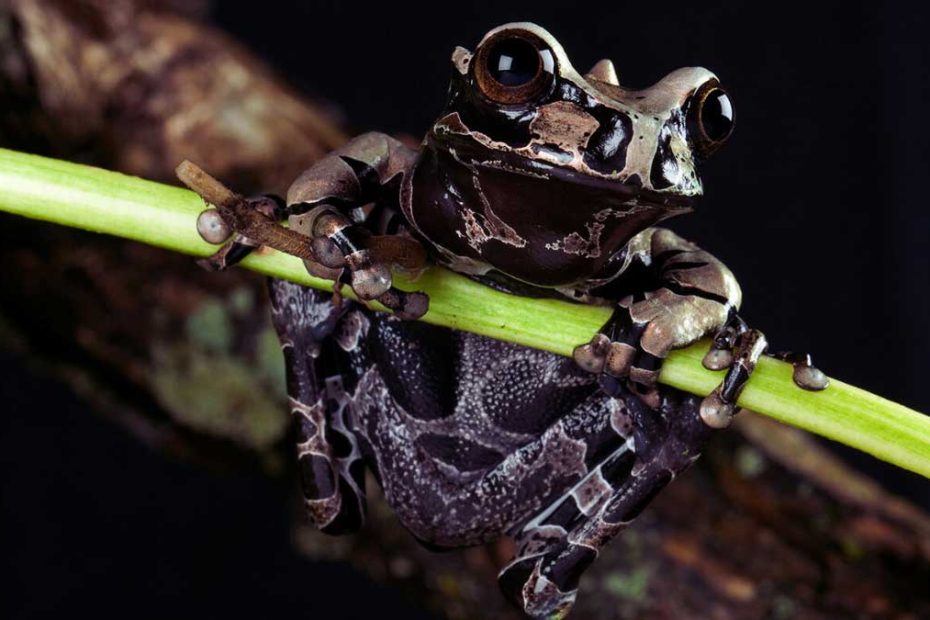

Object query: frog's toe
[574,313,665,413]
[604,340,636,377]
[700,321,767,429]
[377,288,430,320]
[574,307,665,406]
[702,309,745,371]
[498,554,577,619]
[702,346,733,371]
[771,351,830,391]
[572,333,611,373]
[794,362,829,391]
[347,257,393,300]
[699,390,736,429]
[196,208,232,244]
[308,209,429,319]
[195,194,285,271]
[575,308,641,376]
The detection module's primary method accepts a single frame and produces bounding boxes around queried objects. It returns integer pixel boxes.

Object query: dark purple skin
[270,280,712,618]
[196,22,822,619]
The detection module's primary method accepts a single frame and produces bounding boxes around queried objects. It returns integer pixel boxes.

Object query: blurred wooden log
[0,0,346,190]
[0,0,347,466]
[0,1,927,618]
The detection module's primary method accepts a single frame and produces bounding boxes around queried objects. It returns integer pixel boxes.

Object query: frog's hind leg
[499,389,712,618]
[499,441,637,618]
[269,279,368,534]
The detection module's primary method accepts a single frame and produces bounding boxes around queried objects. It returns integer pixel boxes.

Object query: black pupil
[488,38,540,87]
[701,89,734,141]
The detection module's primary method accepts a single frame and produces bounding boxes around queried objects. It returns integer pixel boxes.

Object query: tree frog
[195,22,827,618]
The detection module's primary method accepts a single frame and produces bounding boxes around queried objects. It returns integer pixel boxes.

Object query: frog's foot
[498,406,638,619]
[195,194,285,271]
[308,208,429,319]
[269,280,368,534]
[500,390,710,618]
[770,351,830,391]
[699,311,767,428]
[499,467,670,619]
[180,159,428,320]
[571,305,663,407]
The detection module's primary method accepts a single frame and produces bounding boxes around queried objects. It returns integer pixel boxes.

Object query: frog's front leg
[197,132,429,319]
[283,132,429,318]
[269,279,368,534]
[574,228,760,424]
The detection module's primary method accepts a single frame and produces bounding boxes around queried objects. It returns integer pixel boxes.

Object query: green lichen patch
[603,565,653,602]
[184,298,234,354]
[228,286,255,316]
[735,445,767,478]
[149,341,288,451]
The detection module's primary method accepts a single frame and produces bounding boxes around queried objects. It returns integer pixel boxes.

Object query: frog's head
[406,22,734,287]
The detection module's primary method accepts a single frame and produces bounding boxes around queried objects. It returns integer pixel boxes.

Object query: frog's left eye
[473,31,556,105]
[689,81,735,156]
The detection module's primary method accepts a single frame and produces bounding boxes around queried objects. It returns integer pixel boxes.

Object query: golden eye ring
[473,30,557,105]
[689,80,735,156]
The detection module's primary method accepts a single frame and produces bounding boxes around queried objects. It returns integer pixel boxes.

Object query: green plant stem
[1,147,928,480]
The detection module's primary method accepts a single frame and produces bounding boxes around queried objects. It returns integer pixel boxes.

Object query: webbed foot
[699,312,829,428]
[699,311,767,428]
[179,161,429,320]
[572,291,725,408]
[572,303,662,406]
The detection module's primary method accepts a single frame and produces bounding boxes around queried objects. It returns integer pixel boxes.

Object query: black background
[3,1,928,618]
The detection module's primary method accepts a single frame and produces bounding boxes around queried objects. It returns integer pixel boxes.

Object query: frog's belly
[346,316,638,547]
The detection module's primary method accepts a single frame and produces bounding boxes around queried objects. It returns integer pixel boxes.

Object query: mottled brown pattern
[250,24,769,617]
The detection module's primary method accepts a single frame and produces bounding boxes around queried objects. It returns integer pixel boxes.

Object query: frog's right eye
[473,31,556,105]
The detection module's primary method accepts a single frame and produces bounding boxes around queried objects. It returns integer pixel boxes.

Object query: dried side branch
[176,160,315,261]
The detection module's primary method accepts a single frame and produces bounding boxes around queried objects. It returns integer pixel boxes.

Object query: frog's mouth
[540,160,697,212]
[440,134,698,213]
